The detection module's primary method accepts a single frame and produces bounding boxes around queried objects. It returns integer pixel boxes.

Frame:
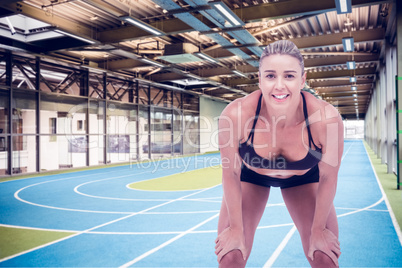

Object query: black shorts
[240,163,320,189]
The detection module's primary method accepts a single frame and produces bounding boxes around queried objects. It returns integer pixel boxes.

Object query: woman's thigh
[218,182,270,251]
[281,183,338,257]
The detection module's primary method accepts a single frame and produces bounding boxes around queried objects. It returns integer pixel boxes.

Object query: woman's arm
[308,105,344,266]
[214,102,247,262]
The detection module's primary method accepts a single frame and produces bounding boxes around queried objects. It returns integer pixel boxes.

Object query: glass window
[150,108,172,158]
[40,94,87,135]
[12,135,36,174]
[0,136,8,175]
[138,107,149,160]
[172,108,182,155]
[183,112,199,154]
[40,94,88,171]
[13,90,36,134]
[40,134,87,171]
[106,102,137,163]
[89,134,104,166]
[0,90,9,134]
[89,100,105,134]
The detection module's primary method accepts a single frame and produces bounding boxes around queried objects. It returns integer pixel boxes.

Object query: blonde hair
[259,40,304,75]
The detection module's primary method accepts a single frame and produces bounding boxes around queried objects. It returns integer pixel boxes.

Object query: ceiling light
[54,30,96,44]
[335,0,352,14]
[347,61,356,70]
[194,52,219,64]
[233,70,248,78]
[351,86,357,91]
[120,16,164,36]
[350,76,357,82]
[353,94,357,97]
[5,17,16,35]
[342,37,354,52]
[209,1,245,27]
[141,58,165,68]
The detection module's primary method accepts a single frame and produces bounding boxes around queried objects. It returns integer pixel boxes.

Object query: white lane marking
[363,143,402,246]
[0,185,220,263]
[1,198,386,236]
[263,225,297,268]
[341,140,354,162]
[14,170,178,214]
[0,223,77,233]
[262,196,386,268]
[119,213,220,268]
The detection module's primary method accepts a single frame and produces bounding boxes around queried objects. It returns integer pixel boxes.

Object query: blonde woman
[215,40,343,268]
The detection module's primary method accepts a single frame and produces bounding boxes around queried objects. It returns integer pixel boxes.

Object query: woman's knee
[219,250,247,268]
[309,250,338,268]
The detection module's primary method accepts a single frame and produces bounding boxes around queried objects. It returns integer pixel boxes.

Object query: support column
[396,0,402,189]
[35,57,40,173]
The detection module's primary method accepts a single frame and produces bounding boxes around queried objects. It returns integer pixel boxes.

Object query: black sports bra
[238,92,322,170]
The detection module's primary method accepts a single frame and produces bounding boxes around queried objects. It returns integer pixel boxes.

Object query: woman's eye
[266,74,275,79]
[285,74,295,79]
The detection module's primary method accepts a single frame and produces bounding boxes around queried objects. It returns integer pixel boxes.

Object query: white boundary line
[14,177,135,214]
[0,185,220,263]
[119,213,220,268]
[263,225,297,268]
[262,196,386,268]
[0,198,386,237]
[363,143,402,246]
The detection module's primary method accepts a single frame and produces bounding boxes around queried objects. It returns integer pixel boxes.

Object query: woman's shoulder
[303,91,343,141]
[220,90,261,119]
[303,91,341,120]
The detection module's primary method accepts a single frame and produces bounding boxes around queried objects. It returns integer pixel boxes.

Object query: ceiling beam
[233,0,392,22]
[307,67,377,80]
[304,54,379,68]
[220,66,377,86]
[205,28,384,59]
[98,58,148,70]
[310,78,373,87]
[318,84,372,92]
[97,14,216,43]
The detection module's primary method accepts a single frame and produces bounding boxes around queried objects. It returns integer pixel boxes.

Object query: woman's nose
[275,77,285,90]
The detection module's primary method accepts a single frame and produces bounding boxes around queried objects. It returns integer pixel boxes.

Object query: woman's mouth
[272,94,289,101]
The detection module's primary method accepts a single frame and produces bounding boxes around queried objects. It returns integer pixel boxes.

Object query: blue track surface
[0,140,401,267]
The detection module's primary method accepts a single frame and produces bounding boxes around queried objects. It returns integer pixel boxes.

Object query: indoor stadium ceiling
[0,0,397,119]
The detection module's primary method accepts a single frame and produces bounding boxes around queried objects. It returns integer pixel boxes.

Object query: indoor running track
[1,140,402,267]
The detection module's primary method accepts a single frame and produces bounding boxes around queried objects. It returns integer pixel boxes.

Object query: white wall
[199,96,227,153]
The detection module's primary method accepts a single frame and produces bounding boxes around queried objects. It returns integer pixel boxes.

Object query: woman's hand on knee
[308,228,341,267]
[215,227,247,263]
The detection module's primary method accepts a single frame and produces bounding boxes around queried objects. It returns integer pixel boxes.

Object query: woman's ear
[301,71,307,89]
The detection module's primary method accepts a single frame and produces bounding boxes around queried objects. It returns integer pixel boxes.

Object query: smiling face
[259,54,306,111]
